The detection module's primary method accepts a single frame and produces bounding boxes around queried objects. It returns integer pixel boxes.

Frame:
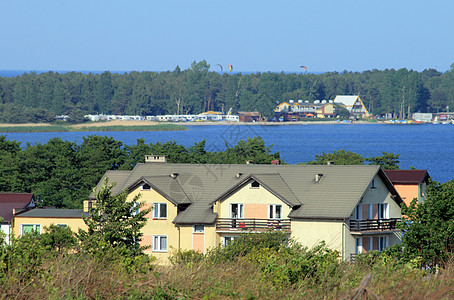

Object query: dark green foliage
[306,149,400,169]
[368,151,400,169]
[399,179,454,267]
[39,224,77,251]
[306,149,366,165]
[1,65,453,123]
[206,231,290,263]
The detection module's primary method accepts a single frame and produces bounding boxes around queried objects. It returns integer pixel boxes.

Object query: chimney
[236,173,243,178]
[170,173,179,179]
[145,155,167,163]
[315,173,323,183]
[271,160,280,165]
[327,161,334,165]
[246,160,253,164]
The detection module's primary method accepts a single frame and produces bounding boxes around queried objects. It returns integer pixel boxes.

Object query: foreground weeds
[2,232,454,299]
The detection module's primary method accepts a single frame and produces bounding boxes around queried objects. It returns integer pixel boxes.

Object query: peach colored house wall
[244,204,268,219]
[394,184,419,207]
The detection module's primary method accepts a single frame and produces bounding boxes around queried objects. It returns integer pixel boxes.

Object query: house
[12,208,89,237]
[334,95,369,118]
[237,111,261,122]
[384,170,430,207]
[0,193,36,244]
[275,100,337,120]
[89,156,403,262]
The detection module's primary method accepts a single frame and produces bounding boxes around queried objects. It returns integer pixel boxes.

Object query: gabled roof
[95,163,400,224]
[384,170,430,185]
[0,193,35,222]
[333,95,361,107]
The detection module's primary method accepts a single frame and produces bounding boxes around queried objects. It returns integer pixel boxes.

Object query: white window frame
[230,203,244,219]
[193,224,205,233]
[222,236,237,245]
[354,205,362,220]
[378,203,389,219]
[268,204,283,219]
[21,224,41,236]
[153,202,167,219]
[378,236,388,252]
[371,178,377,189]
[141,183,151,191]
[355,237,363,254]
[152,235,167,252]
[368,204,373,219]
[131,202,140,216]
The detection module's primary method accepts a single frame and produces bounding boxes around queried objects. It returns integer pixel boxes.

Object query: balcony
[350,218,400,232]
[216,218,291,232]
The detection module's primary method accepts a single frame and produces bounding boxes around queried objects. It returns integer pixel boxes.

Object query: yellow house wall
[13,217,87,237]
[218,182,292,219]
[291,219,345,256]
[128,185,219,263]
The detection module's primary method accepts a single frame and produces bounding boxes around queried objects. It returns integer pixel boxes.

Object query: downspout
[342,219,346,260]
[177,225,181,250]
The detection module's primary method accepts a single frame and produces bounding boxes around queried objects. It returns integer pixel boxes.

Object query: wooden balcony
[350,218,400,232]
[216,218,291,232]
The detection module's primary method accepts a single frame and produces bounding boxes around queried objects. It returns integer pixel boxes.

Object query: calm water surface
[3,124,454,182]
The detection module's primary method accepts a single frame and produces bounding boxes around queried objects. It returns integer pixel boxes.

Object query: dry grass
[3,252,454,299]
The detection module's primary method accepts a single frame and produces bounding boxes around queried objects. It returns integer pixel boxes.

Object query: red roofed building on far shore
[0,193,36,244]
[384,170,430,207]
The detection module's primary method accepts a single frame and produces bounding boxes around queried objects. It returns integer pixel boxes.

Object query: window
[153,235,167,252]
[250,180,260,188]
[153,203,167,219]
[230,203,244,219]
[141,183,151,191]
[378,203,389,219]
[355,237,362,254]
[223,236,237,245]
[193,225,205,233]
[57,224,68,228]
[21,224,41,235]
[378,236,387,252]
[354,205,362,220]
[131,202,140,216]
[268,204,282,219]
[371,178,377,189]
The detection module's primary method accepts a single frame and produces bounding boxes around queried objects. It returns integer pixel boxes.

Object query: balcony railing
[350,218,400,232]
[216,218,291,232]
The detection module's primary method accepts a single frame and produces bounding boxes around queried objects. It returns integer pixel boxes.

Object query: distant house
[237,111,261,122]
[384,170,430,206]
[275,100,337,120]
[89,156,403,263]
[334,95,369,118]
[0,193,36,244]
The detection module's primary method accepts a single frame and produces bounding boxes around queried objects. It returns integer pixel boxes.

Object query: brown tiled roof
[384,170,429,185]
[0,193,35,222]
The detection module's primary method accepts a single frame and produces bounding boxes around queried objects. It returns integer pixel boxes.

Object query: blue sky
[1,0,453,73]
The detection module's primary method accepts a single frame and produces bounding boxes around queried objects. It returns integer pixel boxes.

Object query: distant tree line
[1,61,454,123]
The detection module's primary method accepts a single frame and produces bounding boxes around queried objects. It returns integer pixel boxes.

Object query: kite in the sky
[228,64,233,72]
[300,66,308,73]
[216,64,223,72]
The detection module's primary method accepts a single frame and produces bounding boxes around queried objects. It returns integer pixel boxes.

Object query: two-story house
[384,169,430,206]
[89,156,403,263]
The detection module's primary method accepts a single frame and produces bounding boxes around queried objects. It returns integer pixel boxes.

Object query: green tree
[306,149,365,165]
[367,152,400,169]
[400,179,454,267]
[80,180,151,256]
